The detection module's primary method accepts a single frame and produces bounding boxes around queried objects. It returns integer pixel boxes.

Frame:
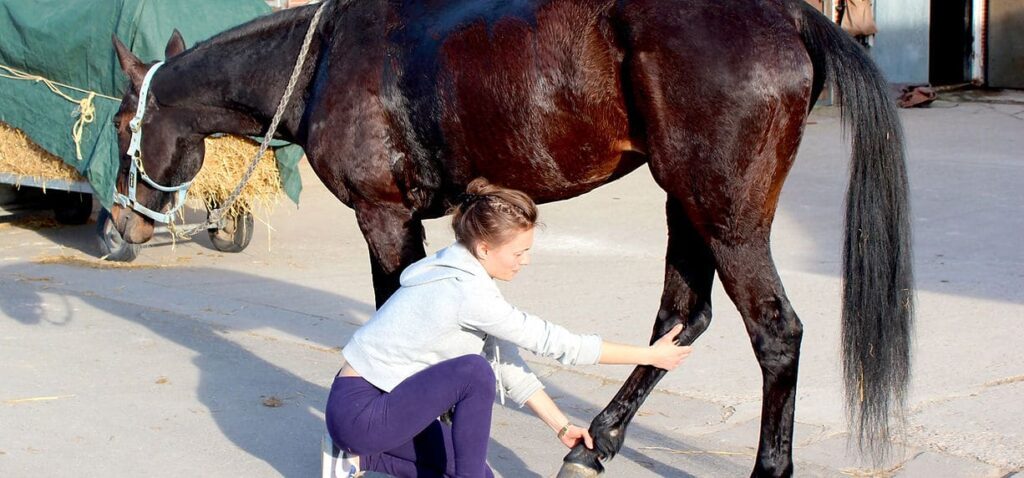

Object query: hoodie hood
[399,241,490,287]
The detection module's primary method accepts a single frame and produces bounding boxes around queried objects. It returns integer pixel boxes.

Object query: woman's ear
[475,241,489,260]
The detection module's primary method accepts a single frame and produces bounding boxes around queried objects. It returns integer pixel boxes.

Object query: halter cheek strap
[113,61,194,224]
[126,61,163,160]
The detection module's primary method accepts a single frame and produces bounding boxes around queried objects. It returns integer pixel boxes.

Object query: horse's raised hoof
[556,462,602,478]
[559,446,604,478]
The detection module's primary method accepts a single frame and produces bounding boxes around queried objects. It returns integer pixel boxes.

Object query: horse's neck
[157,6,322,142]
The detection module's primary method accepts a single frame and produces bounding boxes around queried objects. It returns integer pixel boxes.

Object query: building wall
[872,0,931,84]
[989,0,1024,88]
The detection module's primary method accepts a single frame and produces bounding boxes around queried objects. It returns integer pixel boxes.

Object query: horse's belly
[429,0,642,201]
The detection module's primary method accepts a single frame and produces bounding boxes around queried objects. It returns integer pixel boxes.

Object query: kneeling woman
[326,178,692,478]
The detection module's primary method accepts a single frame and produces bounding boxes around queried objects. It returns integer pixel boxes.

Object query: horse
[109,0,913,476]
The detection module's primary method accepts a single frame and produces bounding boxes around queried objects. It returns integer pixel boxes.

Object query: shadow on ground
[1,262,751,477]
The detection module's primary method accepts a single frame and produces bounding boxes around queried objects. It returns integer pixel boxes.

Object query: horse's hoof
[556,462,602,478]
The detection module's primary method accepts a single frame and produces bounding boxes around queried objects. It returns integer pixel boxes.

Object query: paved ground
[2,94,1022,477]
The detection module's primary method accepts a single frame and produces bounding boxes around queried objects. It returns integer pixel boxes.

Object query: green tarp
[0,0,303,208]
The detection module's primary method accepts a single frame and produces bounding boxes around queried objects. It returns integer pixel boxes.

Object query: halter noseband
[113,61,194,224]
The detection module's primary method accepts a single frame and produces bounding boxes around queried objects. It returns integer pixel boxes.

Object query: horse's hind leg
[562,197,716,476]
[710,239,803,477]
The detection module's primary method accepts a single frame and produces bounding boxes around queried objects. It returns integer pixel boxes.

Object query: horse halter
[113,61,194,224]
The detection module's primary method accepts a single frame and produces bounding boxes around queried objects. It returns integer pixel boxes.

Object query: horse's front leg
[353,202,426,307]
[560,199,715,476]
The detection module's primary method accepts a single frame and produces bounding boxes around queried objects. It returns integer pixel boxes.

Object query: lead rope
[0,65,117,160]
[174,0,336,237]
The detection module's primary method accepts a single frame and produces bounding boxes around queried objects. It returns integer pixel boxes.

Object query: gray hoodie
[342,241,604,407]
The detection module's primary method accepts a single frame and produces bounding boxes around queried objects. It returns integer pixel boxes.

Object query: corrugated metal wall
[872,0,931,84]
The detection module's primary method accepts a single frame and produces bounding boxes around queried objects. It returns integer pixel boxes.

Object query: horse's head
[110,31,205,244]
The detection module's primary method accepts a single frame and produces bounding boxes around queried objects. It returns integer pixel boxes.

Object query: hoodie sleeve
[483,336,544,407]
[459,287,603,366]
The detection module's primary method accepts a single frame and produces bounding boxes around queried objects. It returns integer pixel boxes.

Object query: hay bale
[191,135,284,218]
[0,122,283,218]
[0,123,81,188]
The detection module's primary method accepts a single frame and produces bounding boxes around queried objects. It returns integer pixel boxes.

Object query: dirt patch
[0,215,62,230]
[33,254,167,270]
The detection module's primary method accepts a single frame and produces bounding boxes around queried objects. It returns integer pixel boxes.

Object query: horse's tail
[791,1,915,461]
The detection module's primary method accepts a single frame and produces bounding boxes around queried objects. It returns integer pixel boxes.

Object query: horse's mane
[153,4,325,109]
[183,4,318,58]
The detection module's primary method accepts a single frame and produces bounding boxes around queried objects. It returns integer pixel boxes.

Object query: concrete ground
[1,94,1022,477]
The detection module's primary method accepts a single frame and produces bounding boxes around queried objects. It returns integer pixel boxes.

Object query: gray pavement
[1,95,1022,477]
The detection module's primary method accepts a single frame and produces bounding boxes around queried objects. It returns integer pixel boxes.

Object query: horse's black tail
[791,1,915,461]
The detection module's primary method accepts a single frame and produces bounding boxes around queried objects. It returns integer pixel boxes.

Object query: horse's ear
[112,35,146,86]
[165,29,186,59]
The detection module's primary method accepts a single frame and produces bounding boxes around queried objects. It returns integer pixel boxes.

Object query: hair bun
[465,177,498,196]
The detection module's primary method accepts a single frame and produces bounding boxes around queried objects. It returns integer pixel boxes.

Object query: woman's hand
[648,324,692,370]
[526,391,595,450]
[558,424,594,449]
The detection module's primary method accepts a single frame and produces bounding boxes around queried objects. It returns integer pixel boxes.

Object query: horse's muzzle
[112,205,155,244]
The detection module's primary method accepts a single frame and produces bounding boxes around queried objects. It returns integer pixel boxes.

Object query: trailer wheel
[208,210,254,253]
[52,192,93,225]
[96,208,140,262]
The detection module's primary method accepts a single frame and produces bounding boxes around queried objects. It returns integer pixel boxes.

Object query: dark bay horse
[110,0,913,476]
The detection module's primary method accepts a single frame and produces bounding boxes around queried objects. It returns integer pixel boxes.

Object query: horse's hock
[0,121,285,218]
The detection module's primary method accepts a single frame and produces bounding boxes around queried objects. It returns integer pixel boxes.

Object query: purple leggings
[326,355,496,478]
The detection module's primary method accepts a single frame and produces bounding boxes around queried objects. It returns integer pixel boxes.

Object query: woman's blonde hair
[451,178,538,256]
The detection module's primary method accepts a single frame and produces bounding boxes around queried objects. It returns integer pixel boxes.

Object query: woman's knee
[449,354,495,389]
[326,405,360,453]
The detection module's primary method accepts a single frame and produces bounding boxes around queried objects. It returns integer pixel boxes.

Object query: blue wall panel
[872,0,931,84]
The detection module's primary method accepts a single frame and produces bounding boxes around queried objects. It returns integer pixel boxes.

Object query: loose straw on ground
[3,394,76,404]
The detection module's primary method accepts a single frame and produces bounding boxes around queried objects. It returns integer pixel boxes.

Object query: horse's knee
[687,306,713,338]
[655,303,712,345]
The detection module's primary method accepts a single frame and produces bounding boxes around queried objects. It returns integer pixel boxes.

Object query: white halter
[113,61,194,224]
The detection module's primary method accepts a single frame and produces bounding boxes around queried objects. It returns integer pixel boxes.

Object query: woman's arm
[460,292,604,366]
[599,324,692,370]
[461,290,690,370]
[525,389,594,449]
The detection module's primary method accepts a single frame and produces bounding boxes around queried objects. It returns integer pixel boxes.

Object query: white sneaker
[322,430,360,478]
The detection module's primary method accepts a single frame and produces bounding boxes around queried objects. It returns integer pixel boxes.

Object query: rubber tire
[52,192,94,225]
[208,211,254,253]
[96,208,140,262]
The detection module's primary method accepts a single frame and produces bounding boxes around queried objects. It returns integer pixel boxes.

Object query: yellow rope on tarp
[0,64,120,161]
